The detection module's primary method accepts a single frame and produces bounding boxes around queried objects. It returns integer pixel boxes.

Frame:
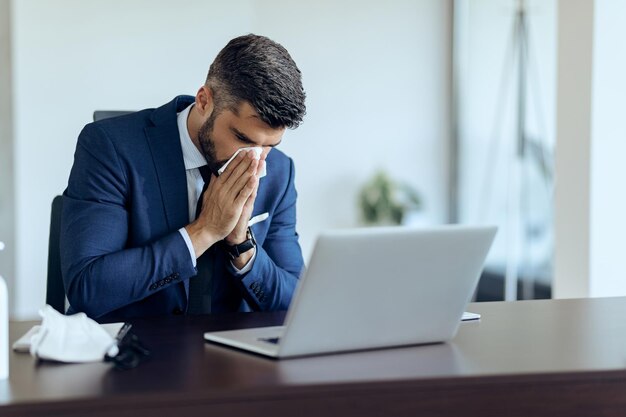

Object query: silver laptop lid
[277,225,497,357]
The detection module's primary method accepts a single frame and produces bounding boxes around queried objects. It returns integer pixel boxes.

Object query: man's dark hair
[206,34,306,129]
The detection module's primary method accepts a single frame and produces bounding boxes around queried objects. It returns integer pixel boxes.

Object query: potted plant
[358,170,422,226]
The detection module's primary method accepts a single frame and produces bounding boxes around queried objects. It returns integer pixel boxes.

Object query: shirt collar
[177,103,208,171]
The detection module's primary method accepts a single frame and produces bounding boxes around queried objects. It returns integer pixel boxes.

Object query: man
[60,34,306,320]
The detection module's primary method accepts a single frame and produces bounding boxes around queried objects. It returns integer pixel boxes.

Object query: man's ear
[195,85,215,117]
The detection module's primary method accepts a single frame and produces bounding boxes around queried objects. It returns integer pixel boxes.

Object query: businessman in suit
[60,34,306,320]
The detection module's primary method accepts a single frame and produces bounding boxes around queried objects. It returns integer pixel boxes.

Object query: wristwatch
[224,227,257,260]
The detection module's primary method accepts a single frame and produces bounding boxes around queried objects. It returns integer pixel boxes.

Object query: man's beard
[197,112,229,175]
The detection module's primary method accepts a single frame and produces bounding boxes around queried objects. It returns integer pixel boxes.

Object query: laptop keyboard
[258,337,281,344]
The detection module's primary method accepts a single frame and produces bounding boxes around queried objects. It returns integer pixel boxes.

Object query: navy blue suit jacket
[60,96,304,320]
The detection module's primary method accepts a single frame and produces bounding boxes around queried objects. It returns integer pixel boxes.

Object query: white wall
[553,0,594,298]
[8,0,451,318]
[0,0,15,306]
[589,0,626,297]
[554,0,626,298]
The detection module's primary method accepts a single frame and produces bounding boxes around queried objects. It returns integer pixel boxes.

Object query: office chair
[46,195,65,313]
[46,110,135,313]
[93,110,134,122]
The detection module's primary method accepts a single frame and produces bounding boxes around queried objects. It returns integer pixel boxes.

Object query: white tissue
[217,147,267,178]
[29,305,119,363]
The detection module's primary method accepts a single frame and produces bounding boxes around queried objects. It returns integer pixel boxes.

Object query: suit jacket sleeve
[60,124,197,318]
[237,157,304,311]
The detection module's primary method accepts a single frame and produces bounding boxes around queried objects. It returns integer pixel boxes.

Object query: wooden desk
[3,297,626,417]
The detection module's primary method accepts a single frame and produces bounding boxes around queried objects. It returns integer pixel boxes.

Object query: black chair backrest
[46,195,65,313]
[93,111,134,122]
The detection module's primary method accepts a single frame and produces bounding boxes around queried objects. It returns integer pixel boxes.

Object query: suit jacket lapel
[145,124,188,230]
[144,97,193,232]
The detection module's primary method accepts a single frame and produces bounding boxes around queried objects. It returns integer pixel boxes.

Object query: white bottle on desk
[0,241,8,379]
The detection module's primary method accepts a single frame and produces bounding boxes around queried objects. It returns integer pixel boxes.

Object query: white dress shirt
[176,103,255,274]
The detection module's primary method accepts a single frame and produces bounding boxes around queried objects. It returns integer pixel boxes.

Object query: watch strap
[224,227,256,260]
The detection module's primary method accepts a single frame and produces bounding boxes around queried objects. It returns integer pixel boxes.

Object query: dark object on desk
[104,324,151,370]
[45,195,65,313]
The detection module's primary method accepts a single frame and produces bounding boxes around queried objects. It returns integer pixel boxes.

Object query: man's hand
[225,158,265,245]
[224,158,265,268]
[185,150,259,258]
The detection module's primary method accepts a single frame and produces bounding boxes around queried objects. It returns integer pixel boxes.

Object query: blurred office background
[0,0,625,319]
[455,0,556,301]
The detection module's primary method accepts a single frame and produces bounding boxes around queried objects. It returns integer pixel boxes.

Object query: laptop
[204,225,497,358]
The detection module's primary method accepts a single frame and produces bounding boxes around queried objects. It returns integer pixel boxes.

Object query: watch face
[247,227,257,245]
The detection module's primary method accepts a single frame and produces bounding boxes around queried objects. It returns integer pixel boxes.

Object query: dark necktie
[187,166,213,315]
